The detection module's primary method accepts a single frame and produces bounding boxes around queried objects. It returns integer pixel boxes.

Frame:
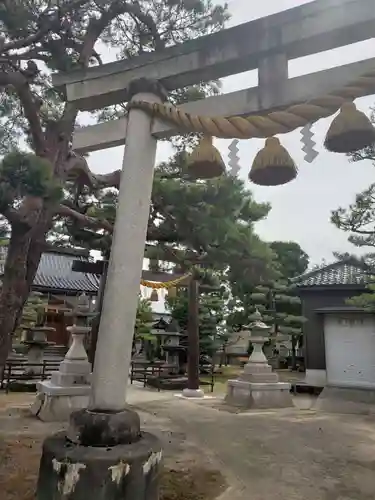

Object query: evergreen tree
[0,0,229,368]
[331,107,375,248]
[64,169,277,363]
[346,282,375,311]
[227,279,306,369]
[166,283,227,357]
[249,282,306,369]
[270,241,309,278]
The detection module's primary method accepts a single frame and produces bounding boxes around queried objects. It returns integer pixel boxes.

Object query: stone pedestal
[36,408,162,500]
[32,320,92,422]
[225,314,293,409]
[182,388,205,398]
[24,342,49,376]
[22,327,55,376]
[226,367,293,409]
[315,386,375,415]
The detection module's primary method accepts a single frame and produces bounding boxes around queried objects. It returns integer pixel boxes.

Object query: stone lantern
[225,309,293,409]
[60,292,94,380]
[246,309,272,365]
[162,319,183,368]
[31,293,96,422]
[22,326,55,376]
[19,291,56,376]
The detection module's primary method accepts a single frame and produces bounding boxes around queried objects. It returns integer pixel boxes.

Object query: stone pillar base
[225,358,294,409]
[225,380,293,409]
[31,381,90,422]
[315,386,375,415]
[181,388,205,399]
[36,430,161,500]
[36,407,162,500]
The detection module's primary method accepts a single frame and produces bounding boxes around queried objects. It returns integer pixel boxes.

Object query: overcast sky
[85,0,375,267]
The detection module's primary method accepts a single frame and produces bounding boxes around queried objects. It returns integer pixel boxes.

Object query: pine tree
[248,282,306,369]
[331,108,375,248]
[166,283,227,357]
[0,0,229,368]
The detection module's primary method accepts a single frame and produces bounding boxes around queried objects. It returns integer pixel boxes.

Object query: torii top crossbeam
[54,0,375,112]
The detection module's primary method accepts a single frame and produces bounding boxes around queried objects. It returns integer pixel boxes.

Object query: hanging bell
[187,135,226,179]
[167,286,177,298]
[150,289,159,302]
[249,137,297,186]
[324,102,375,153]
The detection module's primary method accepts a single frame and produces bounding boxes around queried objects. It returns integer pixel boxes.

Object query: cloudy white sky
[85,0,375,267]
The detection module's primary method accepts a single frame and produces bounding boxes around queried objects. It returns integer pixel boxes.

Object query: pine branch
[56,204,113,232]
[78,0,164,68]
[1,0,89,53]
[0,71,45,155]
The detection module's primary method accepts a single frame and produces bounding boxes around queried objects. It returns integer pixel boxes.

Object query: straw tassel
[249,137,297,186]
[150,289,159,302]
[187,135,226,179]
[324,102,375,153]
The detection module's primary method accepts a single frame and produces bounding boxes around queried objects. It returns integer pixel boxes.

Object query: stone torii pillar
[89,78,167,411]
[37,78,166,500]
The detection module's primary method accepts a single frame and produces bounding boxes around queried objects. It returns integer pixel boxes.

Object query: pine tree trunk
[0,226,45,371]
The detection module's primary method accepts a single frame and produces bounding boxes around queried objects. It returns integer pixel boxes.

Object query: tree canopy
[269,241,309,278]
[331,108,375,248]
[0,0,229,367]
[166,286,227,356]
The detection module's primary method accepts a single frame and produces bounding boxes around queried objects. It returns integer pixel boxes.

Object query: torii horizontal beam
[73,259,192,286]
[53,0,375,111]
[72,56,375,154]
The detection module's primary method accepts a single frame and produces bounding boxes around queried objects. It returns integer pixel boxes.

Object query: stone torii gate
[37,1,375,499]
[56,0,375,412]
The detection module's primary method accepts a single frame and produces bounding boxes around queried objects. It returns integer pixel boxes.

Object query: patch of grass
[201,365,242,395]
[160,467,226,500]
[0,436,39,500]
[0,436,226,500]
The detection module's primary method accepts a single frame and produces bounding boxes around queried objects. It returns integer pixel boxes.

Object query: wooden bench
[0,360,61,393]
[130,361,175,387]
[130,360,216,393]
[198,363,215,393]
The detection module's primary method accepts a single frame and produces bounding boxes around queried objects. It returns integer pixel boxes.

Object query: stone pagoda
[31,293,95,421]
[225,309,293,409]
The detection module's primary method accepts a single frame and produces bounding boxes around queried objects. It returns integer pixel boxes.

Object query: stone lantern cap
[21,326,56,345]
[64,293,96,325]
[247,309,272,340]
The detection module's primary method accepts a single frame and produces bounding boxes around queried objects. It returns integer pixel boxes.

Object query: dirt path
[0,390,226,500]
[2,388,375,500]
[135,396,375,500]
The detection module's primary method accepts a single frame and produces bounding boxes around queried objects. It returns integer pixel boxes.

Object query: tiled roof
[0,247,100,294]
[293,260,371,288]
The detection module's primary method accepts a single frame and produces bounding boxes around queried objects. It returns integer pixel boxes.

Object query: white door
[324,315,375,388]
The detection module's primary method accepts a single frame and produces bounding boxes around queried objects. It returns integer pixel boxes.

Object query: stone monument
[22,326,55,376]
[31,293,94,421]
[225,310,293,409]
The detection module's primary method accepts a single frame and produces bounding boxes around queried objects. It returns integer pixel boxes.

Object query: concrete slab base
[225,379,293,409]
[36,430,162,500]
[31,381,90,422]
[181,388,205,399]
[175,393,215,400]
[315,386,375,415]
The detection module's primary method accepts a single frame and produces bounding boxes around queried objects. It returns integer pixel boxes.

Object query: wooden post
[88,259,108,367]
[184,277,203,397]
